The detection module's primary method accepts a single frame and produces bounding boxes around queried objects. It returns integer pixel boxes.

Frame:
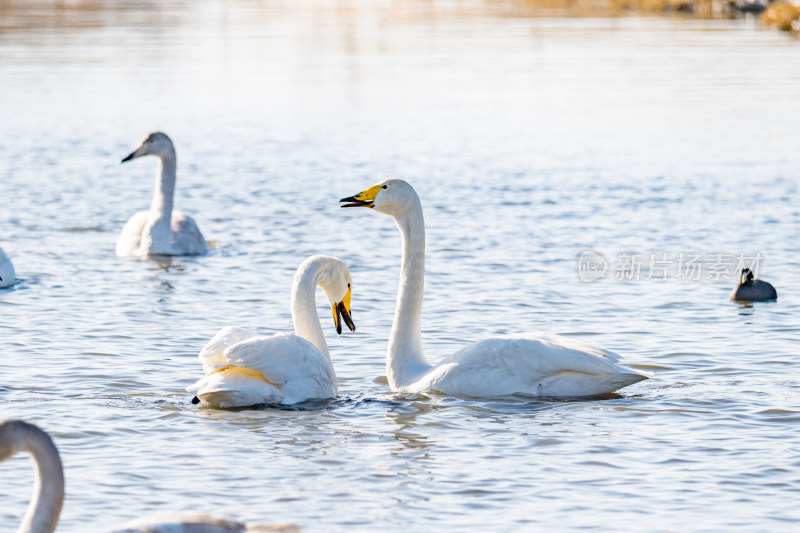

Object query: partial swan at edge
[0,245,15,288]
[0,419,299,533]
[187,255,356,408]
[340,179,650,398]
[116,132,208,257]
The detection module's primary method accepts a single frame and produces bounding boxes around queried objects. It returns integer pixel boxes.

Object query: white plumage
[188,255,356,408]
[0,245,15,288]
[416,333,648,397]
[117,132,208,257]
[340,179,650,398]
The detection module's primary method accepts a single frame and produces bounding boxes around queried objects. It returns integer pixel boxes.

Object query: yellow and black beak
[340,184,384,208]
[331,285,356,335]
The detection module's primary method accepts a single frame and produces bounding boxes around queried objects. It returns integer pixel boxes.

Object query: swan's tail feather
[609,369,651,390]
[538,367,651,397]
[187,366,281,408]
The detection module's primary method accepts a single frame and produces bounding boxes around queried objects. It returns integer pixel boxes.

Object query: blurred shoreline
[0,0,798,35]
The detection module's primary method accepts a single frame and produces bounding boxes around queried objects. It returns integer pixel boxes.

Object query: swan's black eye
[382,185,387,189]
[347,283,350,288]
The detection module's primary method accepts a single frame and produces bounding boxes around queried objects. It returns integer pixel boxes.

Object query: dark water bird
[730,268,777,302]
[1,419,299,533]
[732,0,769,14]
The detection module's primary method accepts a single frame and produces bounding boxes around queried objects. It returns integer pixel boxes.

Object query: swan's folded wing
[198,326,262,375]
[115,210,149,256]
[514,332,626,364]
[220,332,335,386]
[448,333,631,378]
[171,210,208,255]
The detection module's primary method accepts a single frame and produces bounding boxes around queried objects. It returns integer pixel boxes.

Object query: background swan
[188,255,356,408]
[116,132,208,257]
[730,267,777,301]
[340,179,650,398]
[1,419,298,533]
[0,245,15,288]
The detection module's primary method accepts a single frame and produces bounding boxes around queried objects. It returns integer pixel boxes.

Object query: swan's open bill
[340,179,650,398]
[116,131,208,257]
[2,419,300,533]
[187,255,356,408]
[730,268,777,302]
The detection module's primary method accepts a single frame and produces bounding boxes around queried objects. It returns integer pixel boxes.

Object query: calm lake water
[1,1,799,531]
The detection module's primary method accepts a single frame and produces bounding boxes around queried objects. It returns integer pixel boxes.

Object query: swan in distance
[1,419,299,533]
[340,179,650,398]
[188,255,356,408]
[0,245,15,288]
[730,268,777,301]
[117,132,208,257]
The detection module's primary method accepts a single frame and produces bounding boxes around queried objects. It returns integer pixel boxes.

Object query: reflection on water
[2,0,800,531]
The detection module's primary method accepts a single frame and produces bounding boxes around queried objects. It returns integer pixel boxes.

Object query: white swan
[1,420,300,533]
[117,132,208,257]
[0,245,15,288]
[340,179,650,397]
[188,255,356,408]
[0,420,63,533]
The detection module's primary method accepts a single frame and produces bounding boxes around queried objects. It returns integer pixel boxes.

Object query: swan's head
[121,131,175,162]
[0,420,29,461]
[339,179,419,217]
[298,256,356,335]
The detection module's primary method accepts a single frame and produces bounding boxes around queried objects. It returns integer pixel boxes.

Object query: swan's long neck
[146,149,177,253]
[6,422,65,533]
[388,200,431,388]
[291,259,332,362]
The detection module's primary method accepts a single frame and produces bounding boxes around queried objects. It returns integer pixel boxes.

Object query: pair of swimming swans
[190,179,647,408]
[0,419,299,533]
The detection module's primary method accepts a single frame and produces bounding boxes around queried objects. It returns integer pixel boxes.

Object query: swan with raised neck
[340,179,650,397]
[116,131,208,257]
[188,255,356,408]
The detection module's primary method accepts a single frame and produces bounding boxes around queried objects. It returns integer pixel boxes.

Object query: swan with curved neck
[116,132,208,257]
[0,420,64,533]
[340,179,650,397]
[188,255,356,408]
[1,419,299,533]
[0,245,15,288]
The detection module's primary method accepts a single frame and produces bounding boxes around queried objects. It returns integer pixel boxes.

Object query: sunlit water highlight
[1,1,799,531]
